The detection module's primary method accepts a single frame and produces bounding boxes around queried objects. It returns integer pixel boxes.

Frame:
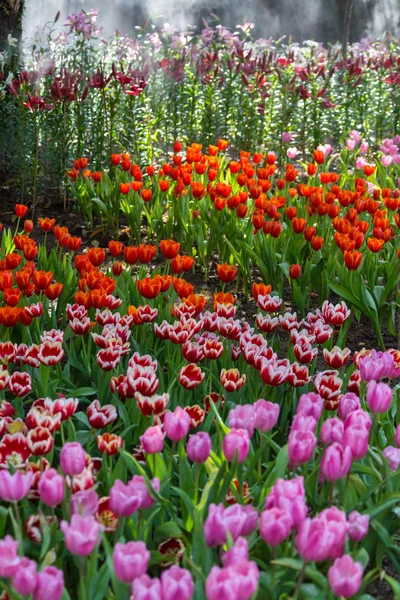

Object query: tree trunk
[0,0,24,52]
[342,0,354,58]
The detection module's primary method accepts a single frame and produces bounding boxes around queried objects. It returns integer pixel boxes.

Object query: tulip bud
[328,555,363,599]
[320,442,352,481]
[254,399,280,432]
[60,442,86,476]
[347,511,369,542]
[367,380,393,413]
[163,407,191,442]
[140,426,165,454]
[186,432,212,463]
[260,508,292,546]
[223,429,250,464]
[113,541,150,583]
[38,469,65,507]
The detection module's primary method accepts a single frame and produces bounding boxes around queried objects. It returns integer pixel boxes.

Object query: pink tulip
[281,132,292,142]
[0,535,20,578]
[60,514,99,556]
[338,393,360,420]
[318,506,347,559]
[288,430,317,465]
[345,409,372,430]
[296,392,323,420]
[132,574,162,600]
[60,441,86,476]
[71,489,99,516]
[228,405,255,437]
[0,470,32,502]
[223,428,250,463]
[367,380,393,413]
[348,511,369,542]
[12,558,37,596]
[235,560,260,600]
[396,424,400,447]
[343,425,369,460]
[33,566,64,600]
[359,350,394,382]
[265,477,307,529]
[221,537,248,567]
[291,412,317,432]
[205,566,240,600]
[328,555,363,598]
[129,475,160,509]
[320,443,352,481]
[260,508,292,546]
[204,503,258,547]
[186,432,212,463]
[140,425,165,454]
[38,469,65,507]
[113,541,150,583]
[254,399,280,432]
[320,418,344,445]
[160,565,194,600]
[109,479,142,517]
[163,406,191,442]
[383,446,400,471]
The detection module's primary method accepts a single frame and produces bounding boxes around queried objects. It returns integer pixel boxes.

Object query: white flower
[7,34,18,47]
[5,72,14,85]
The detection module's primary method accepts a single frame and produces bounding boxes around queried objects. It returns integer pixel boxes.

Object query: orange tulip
[38,217,56,232]
[344,251,362,270]
[136,278,162,299]
[87,248,105,267]
[217,263,238,283]
[124,246,139,265]
[289,264,301,279]
[44,283,64,300]
[33,270,53,290]
[3,287,22,307]
[108,241,123,257]
[160,240,180,260]
[367,238,385,253]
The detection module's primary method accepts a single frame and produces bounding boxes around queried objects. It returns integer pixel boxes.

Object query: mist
[23,0,400,43]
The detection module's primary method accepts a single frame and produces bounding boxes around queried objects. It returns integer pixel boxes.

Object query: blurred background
[21,0,400,43]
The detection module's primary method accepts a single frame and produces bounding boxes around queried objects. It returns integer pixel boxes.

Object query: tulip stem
[168,442,176,478]
[328,481,334,506]
[194,463,200,505]
[293,562,306,600]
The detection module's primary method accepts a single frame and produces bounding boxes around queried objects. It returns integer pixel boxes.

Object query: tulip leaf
[264,444,288,492]
[385,576,400,597]
[0,506,8,538]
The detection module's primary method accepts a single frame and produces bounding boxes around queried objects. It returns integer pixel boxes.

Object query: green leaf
[264,444,288,491]
[385,575,400,598]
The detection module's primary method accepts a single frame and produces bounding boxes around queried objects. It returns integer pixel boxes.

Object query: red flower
[178,364,205,390]
[33,270,53,290]
[289,264,301,279]
[8,371,31,397]
[135,392,169,417]
[97,433,123,455]
[26,427,54,456]
[216,263,238,283]
[15,204,28,218]
[87,248,105,267]
[136,277,162,299]
[44,283,63,300]
[160,239,180,259]
[220,368,246,392]
[124,246,139,265]
[314,370,343,410]
[0,432,31,468]
[95,496,118,532]
[38,341,64,366]
[138,244,157,264]
[3,287,22,307]
[184,405,205,429]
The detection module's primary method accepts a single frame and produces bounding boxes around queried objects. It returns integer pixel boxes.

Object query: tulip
[38,468,65,507]
[395,424,400,447]
[163,406,191,442]
[383,446,400,471]
[337,392,360,420]
[260,508,292,546]
[296,392,323,420]
[328,555,363,598]
[113,541,150,583]
[205,566,240,600]
[0,470,33,502]
[348,511,369,542]
[343,425,369,460]
[33,566,64,600]
[320,443,352,481]
[72,489,99,516]
[221,537,249,567]
[320,418,344,445]
[160,565,194,600]
[60,514,99,556]
[254,399,280,432]
[140,426,165,454]
[228,405,255,437]
[60,441,86,476]
[223,429,250,464]
[359,349,394,381]
[128,475,160,510]
[367,380,393,413]
[109,479,142,517]
[265,477,307,529]
[132,574,162,600]
[288,430,317,465]
[186,432,212,463]
[0,535,20,578]
[12,557,37,596]
[234,560,260,600]
[296,517,336,562]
